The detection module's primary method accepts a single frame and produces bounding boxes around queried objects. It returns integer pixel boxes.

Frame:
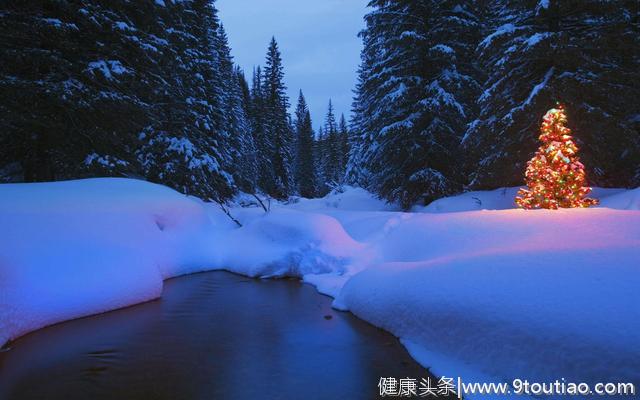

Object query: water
[0,271,443,399]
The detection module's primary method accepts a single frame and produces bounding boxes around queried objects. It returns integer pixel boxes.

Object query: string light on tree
[515,105,599,210]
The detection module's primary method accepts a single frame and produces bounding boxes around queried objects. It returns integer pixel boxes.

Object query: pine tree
[217,25,256,192]
[294,91,316,197]
[237,67,252,117]
[322,100,340,187]
[314,126,327,195]
[262,37,292,199]
[250,65,273,194]
[515,106,598,209]
[138,0,235,201]
[348,0,481,208]
[234,67,258,192]
[338,114,350,183]
[0,1,165,181]
[346,54,374,187]
[0,0,254,201]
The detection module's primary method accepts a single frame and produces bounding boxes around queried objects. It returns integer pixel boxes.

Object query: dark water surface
[0,271,439,400]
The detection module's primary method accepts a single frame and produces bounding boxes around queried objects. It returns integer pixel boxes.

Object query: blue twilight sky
[217,0,369,130]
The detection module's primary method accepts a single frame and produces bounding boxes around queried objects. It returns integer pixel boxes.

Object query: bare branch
[213,199,242,227]
[252,193,269,213]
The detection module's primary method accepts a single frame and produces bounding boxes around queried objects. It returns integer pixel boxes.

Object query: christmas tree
[515,105,599,210]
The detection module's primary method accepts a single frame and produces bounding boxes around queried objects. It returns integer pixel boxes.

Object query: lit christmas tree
[515,105,599,210]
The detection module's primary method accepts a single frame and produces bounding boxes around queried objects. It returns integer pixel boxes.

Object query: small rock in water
[1,339,14,352]
[323,315,333,320]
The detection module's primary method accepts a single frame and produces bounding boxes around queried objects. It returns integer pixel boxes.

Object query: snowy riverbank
[1,178,639,397]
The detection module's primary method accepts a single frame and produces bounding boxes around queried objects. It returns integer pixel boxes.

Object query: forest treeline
[0,0,348,201]
[1,0,639,207]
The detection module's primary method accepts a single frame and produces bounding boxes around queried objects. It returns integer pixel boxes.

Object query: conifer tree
[138,0,235,201]
[515,106,598,209]
[0,0,163,181]
[323,100,340,187]
[294,91,316,198]
[349,0,480,208]
[250,66,273,194]
[314,126,327,195]
[217,25,256,192]
[338,114,350,183]
[237,67,252,118]
[262,37,292,199]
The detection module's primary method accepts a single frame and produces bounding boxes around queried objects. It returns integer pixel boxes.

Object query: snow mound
[289,186,398,212]
[349,252,639,397]
[336,208,640,391]
[215,209,366,278]
[599,187,640,210]
[417,186,627,213]
[416,187,521,213]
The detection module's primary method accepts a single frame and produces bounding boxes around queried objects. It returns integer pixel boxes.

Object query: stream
[0,271,440,399]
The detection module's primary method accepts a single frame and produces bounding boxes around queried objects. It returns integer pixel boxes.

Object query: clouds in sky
[217,0,368,129]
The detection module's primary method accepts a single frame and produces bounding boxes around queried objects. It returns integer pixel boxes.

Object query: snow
[84,153,128,168]
[431,44,454,54]
[41,18,78,31]
[87,60,131,80]
[536,0,550,13]
[522,32,550,49]
[335,208,640,394]
[425,80,466,117]
[1,179,639,397]
[166,136,196,155]
[214,209,366,279]
[414,186,625,213]
[400,31,423,40]
[114,21,134,31]
[287,186,398,213]
[149,34,169,47]
[42,18,62,27]
[599,187,640,210]
[478,24,518,49]
[523,67,554,107]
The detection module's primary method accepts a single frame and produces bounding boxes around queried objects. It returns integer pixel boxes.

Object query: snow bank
[213,209,366,278]
[0,179,221,347]
[416,186,627,213]
[288,185,399,212]
[335,208,640,391]
[415,187,521,213]
[599,187,640,210]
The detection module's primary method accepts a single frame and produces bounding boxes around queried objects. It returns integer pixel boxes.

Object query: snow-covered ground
[1,178,639,397]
